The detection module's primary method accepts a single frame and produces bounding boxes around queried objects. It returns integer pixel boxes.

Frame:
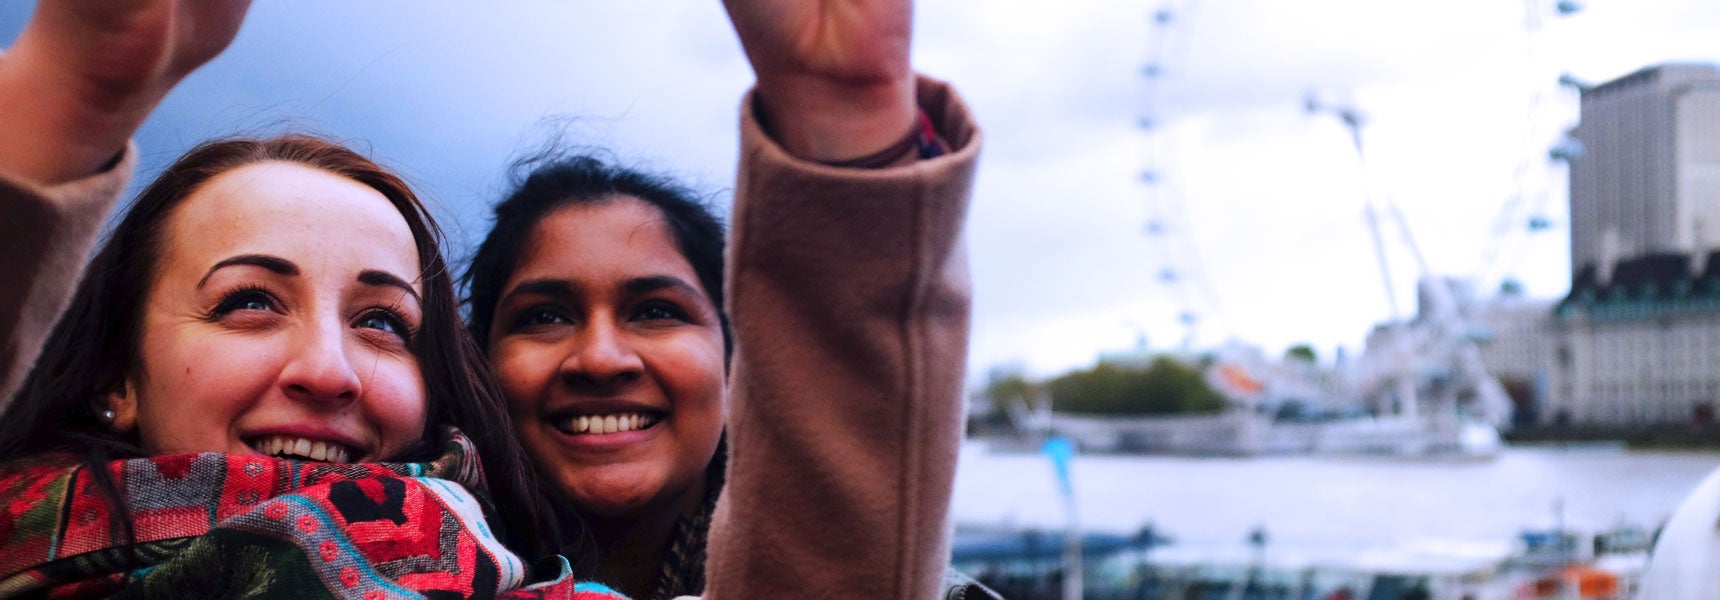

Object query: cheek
[490,341,561,415]
[657,333,728,430]
[134,329,283,453]
[363,358,429,445]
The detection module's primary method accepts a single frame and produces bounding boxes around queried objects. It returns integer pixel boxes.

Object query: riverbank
[1504,424,1720,450]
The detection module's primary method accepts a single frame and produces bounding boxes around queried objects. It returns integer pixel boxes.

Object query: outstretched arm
[0,0,250,406]
[706,1,983,598]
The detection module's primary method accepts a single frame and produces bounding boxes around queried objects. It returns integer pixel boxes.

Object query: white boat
[1311,416,1502,458]
[1041,409,1501,458]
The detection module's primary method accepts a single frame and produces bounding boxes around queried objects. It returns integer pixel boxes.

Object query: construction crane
[1302,96,1511,429]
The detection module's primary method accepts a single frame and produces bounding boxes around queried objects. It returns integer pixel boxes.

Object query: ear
[106,381,139,433]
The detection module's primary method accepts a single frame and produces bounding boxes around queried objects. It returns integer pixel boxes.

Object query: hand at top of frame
[721,0,920,163]
[0,0,253,186]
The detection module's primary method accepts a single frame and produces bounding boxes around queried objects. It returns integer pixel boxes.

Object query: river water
[950,441,1720,549]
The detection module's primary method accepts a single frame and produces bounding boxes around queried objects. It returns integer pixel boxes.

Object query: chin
[558,473,663,518]
[572,493,658,519]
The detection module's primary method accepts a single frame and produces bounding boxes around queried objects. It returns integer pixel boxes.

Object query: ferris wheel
[1133,0,1582,349]
[1136,0,1224,350]
[1471,0,1585,297]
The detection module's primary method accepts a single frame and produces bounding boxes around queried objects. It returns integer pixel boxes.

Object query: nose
[558,318,644,390]
[280,320,362,407]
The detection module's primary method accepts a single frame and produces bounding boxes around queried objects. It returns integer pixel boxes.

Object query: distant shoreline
[1505,425,1720,450]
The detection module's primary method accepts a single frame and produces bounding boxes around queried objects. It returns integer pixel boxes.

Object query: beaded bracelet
[820,109,947,169]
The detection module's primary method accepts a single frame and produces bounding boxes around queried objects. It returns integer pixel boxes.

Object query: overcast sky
[7,1,1720,381]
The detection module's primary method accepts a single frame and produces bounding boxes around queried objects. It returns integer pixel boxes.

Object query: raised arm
[704,1,983,598]
[0,0,250,404]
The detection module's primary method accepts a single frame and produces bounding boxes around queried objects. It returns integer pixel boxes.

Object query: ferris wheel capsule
[1549,138,1586,163]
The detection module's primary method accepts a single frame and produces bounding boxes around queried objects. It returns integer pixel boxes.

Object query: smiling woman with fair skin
[118,161,428,462]
[0,6,572,586]
[0,133,580,598]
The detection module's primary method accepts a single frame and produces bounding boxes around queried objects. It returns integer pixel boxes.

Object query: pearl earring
[98,409,116,424]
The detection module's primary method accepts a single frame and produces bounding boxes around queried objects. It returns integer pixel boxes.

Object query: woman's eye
[212,289,277,316]
[634,302,689,322]
[355,311,412,341]
[512,306,571,329]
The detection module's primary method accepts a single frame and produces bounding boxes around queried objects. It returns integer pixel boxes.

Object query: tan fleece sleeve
[0,146,134,409]
[703,76,981,599]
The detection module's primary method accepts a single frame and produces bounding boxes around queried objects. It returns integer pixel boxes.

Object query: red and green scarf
[0,428,626,599]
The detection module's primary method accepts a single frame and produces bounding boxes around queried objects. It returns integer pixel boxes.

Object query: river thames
[950,442,1720,549]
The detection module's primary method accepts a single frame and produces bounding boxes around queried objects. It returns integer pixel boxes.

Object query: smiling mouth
[549,411,662,436]
[246,435,358,463]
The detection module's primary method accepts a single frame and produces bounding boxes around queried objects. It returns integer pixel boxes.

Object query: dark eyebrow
[358,270,422,304]
[198,254,299,288]
[501,276,703,303]
[624,275,704,298]
[504,279,576,301]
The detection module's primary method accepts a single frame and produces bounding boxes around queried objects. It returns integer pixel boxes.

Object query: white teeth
[247,435,356,464]
[557,411,659,436]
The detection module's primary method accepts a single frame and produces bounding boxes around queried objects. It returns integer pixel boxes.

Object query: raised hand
[721,0,919,162]
[0,0,252,185]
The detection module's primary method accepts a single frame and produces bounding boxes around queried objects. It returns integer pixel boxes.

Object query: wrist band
[820,109,947,169]
[912,109,948,161]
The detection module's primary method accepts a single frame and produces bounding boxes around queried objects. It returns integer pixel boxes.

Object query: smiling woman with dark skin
[463,0,989,597]
[464,157,733,599]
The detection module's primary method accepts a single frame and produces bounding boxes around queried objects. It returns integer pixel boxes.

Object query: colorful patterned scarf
[0,428,626,600]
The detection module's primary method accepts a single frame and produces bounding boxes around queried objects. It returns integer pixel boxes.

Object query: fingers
[724,0,920,162]
[168,0,253,81]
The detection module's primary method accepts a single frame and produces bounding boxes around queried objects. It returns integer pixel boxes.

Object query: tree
[1046,357,1226,416]
[980,372,1041,416]
[1284,344,1318,364]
